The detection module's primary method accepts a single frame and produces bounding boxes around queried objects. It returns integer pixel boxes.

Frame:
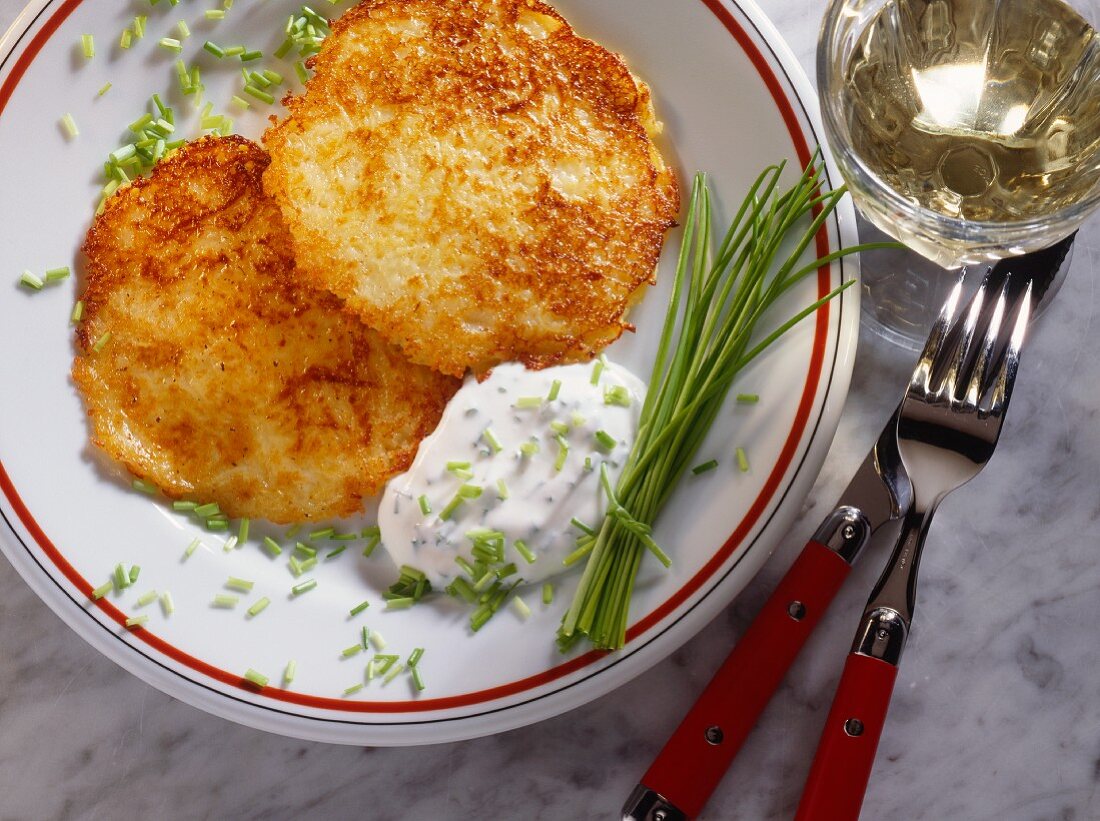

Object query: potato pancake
[263,0,679,377]
[73,136,459,523]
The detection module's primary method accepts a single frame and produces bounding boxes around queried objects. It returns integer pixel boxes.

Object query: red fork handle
[638,540,851,819]
[795,652,899,821]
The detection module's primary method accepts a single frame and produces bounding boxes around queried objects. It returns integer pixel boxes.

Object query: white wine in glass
[819,0,1100,346]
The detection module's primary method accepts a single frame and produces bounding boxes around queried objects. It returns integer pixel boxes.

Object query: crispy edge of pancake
[262,0,680,378]
[73,135,460,522]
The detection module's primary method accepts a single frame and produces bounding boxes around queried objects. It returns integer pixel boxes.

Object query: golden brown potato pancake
[74,135,459,523]
[263,0,679,377]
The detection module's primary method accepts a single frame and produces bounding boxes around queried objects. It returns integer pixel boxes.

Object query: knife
[623,406,912,821]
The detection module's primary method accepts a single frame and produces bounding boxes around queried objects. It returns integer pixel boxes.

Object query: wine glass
[818,0,1100,348]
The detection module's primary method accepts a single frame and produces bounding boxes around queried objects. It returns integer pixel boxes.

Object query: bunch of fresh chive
[558,153,889,651]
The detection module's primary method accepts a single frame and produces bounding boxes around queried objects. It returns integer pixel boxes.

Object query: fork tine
[938,273,991,400]
[911,270,966,392]
[964,277,1010,406]
[988,280,1032,416]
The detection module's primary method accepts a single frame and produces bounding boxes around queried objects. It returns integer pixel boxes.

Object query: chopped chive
[96,82,111,96]
[173,500,197,511]
[223,44,245,56]
[45,266,70,282]
[325,545,347,560]
[369,630,386,651]
[19,271,44,290]
[457,484,483,499]
[81,34,95,59]
[331,532,357,541]
[382,662,405,685]
[511,595,531,619]
[519,440,540,457]
[603,385,632,407]
[158,37,183,53]
[225,577,253,593]
[194,502,220,517]
[285,524,302,539]
[594,429,617,451]
[125,615,148,628]
[131,478,157,494]
[736,393,760,404]
[439,495,463,521]
[417,494,432,515]
[550,420,570,435]
[91,581,113,600]
[736,447,750,472]
[451,467,474,481]
[287,555,303,577]
[407,647,424,667]
[309,527,334,540]
[283,660,296,684]
[128,565,141,584]
[133,15,146,38]
[341,644,362,658]
[70,301,85,323]
[294,60,309,84]
[212,594,238,608]
[570,411,587,428]
[445,460,471,471]
[262,537,282,557]
[590,357,605,384]
[183,537,201,559]
[205,8,225,19]
[261,69,284,85]
[243,669,268,687]
[230,95,250,110]
[293,542,316,558]
[61,113,79,138]
[513,539,536,564]
[495,562,518,579]
[119,29,132,49]
[237,518,250,543]
[239,596,268,619]
[160,591,175,615]
[205,519,229,531]
[515,396,543,409]
[547,379,562,401]
[361,625,370,650]
[221,535,238,553]
[692,459,719,475]
[373,653,398,674]
[584,456,594,472]
[554,436,569,472]
[411,666,425,692]
[362,533,381,557]
[176,20,190,38]
[384,597,415,610]
[482,427,503,453]
[542,582,553,604]
[496,479,509,500]
[135,590,158,607]
[291,579,317,596]
[203,39,226,57]
[571,517,596,536]
[239,49,263,62]
[349,600,370,617]
[299,556,318,573]
[366,658,377,681]
[343,682,364,696]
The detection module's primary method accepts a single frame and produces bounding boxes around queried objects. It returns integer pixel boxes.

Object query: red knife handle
[638,540,851,820]
[794,652,899,821]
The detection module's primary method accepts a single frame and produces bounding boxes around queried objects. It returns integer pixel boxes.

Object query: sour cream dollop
[380,360,646,587]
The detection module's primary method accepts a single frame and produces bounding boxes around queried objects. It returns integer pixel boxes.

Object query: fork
[793,269,1033,821]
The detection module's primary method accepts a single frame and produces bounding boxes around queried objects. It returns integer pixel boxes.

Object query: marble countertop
[3,0,1100,818]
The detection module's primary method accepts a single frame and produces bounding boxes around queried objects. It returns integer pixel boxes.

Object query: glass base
[857,214,1073,351]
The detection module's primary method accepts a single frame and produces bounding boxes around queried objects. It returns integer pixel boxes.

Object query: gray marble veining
[3,0,1100,819]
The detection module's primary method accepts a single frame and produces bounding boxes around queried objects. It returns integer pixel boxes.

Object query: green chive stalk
[558,153,890,651]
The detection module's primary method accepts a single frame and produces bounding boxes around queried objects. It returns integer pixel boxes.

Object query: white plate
[0,0,858,744]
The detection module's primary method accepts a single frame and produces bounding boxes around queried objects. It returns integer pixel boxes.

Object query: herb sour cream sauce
[379,360,646,589]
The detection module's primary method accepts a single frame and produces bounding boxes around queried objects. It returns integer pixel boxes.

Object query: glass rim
[815,0,1100,241]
